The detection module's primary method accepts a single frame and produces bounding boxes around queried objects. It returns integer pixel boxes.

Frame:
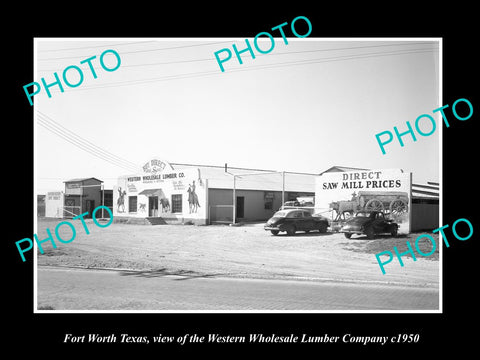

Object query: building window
[103,192,113,207]
[288,192,299,201]
[128,196,137,213]
[171,194,182,213]
[264,191,274,210]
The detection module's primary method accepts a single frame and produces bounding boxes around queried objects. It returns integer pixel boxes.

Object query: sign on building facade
[315,169,411,233]
[45,191,64,218]
[113,158,208,224]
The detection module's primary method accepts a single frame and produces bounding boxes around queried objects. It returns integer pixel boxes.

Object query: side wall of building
[81,179,103,215]
[63,179,103,217]
[208,189,314,223]
[411,202,439,232]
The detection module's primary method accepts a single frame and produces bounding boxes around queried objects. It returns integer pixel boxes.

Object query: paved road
[36,266,439,311]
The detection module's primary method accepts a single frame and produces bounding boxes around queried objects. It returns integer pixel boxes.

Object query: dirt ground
[35,218,440,288]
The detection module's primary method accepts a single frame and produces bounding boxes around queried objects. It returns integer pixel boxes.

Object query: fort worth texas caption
[64,333,420,346]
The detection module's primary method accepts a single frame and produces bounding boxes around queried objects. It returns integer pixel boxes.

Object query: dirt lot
[35,218,440,288]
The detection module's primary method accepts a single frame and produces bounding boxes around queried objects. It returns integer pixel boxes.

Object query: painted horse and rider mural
[117,187,127,213]
[187,181,201,214]
[160,197,170,212]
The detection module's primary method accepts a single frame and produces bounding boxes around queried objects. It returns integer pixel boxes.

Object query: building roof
[171,163,316,192]
[319,165,370,174]
[121,162,439,199]
[412,183,439,199]
[64,177,103,183]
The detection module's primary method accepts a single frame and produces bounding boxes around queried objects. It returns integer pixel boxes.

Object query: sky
[35,38,440,194]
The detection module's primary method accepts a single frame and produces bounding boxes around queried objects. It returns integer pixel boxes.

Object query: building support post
[233,175,236,224]
[102,183,105,219]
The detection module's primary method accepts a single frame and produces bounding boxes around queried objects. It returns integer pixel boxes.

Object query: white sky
[35,38,440,193]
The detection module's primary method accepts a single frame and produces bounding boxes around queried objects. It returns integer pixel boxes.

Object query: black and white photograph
[6,5,478,355]
[33,37,441,312]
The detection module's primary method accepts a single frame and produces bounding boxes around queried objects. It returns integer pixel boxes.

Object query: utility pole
[102,183,105,219]
[233,176,236,224]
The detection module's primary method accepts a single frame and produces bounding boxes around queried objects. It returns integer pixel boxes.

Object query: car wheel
[305,230,310,234]
[319,223,328,233]
[391,226,398,237]
[270,230,280,236]
[344,233,352,239]
[365,227,375,239]
[286,225,296,236]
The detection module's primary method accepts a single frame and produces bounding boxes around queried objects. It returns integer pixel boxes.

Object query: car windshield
[272,211,287,217]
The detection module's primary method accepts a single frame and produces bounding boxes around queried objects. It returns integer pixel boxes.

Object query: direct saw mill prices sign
[315,169,411,233]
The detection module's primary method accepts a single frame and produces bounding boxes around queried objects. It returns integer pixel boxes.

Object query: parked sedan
[264,209,328,236]
[340,210,398,239]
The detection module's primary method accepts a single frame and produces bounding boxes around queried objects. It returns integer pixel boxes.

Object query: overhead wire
[38,111,138,168]
[43,46,438,93]
[37,115,140,173]
[37,111,141,173]
[37,120,140,174]
[37,40,233,61]
[38,40,159,52]
[122,41,439,67]
[37,119,139,174]
[35,40,440,189]
[37,41,438,71]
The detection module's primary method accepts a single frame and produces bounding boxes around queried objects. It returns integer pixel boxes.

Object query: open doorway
[236,196,244,220]
[148,196,158,217]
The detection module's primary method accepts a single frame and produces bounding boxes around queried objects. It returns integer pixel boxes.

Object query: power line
[37,118,139,173]
[37,41,233,61]
[37,116,140,173]
[120,42,438,67]
[37,41,438,71]
[37,112,140,173]
[38,111,139,169]
[46,47,437,93]
[38,40,158,52]
[37,119,139,174]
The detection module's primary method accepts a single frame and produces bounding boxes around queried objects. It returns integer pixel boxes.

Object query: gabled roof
[319,165,370,175]
[63,177,103,183]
